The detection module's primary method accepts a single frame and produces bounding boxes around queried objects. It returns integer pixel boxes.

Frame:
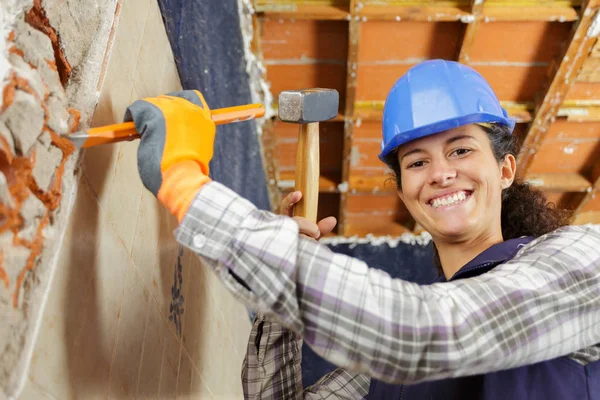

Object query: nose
[428,157,456,186]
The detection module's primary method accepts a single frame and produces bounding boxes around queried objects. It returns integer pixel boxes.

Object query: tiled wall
[18,1,251,398]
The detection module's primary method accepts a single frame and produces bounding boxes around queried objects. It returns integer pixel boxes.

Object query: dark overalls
[368,237,600,399]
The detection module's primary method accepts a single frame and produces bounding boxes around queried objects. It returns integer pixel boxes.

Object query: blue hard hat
[378,59,516,161]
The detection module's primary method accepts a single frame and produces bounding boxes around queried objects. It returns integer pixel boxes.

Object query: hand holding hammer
[278,88,339,225]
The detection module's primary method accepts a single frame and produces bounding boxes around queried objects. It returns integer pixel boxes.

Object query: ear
[500,154,516,189]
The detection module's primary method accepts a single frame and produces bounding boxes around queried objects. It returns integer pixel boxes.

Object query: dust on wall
[0,0,117,398]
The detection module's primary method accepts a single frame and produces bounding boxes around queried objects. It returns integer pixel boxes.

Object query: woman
[241,60,600,399]
[125,60,600,400]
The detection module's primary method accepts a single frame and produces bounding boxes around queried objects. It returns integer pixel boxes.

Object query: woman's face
[396,124,516,243]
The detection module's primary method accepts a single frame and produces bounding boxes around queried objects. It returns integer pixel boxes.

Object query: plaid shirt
[175,182,600,399]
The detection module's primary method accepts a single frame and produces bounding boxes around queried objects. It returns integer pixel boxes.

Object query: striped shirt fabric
[174,181,600,399]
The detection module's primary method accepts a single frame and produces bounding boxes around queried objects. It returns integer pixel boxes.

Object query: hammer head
[278,88,339,123]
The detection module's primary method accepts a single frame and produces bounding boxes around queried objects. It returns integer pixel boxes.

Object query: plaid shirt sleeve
[175,181,600,384]
[241,314,370,399]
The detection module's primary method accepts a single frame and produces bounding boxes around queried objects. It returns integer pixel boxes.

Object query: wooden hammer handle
[294,122,319,223]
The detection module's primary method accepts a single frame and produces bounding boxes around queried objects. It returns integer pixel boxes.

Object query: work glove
[124,90,215,222]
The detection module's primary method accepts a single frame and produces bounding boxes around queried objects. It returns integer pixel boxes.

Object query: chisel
[63,103,265,148]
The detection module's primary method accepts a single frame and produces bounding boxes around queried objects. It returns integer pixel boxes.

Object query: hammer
[278,88,339,223]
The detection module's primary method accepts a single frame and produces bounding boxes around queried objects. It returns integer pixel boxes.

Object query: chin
[427,217,474,240]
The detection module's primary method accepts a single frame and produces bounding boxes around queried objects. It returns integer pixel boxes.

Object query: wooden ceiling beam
[458,0,486,64]
[338,0,361,236]
[252,14,282,213]
[355,101,600,123]
[354,101,535,122]
[255,3,579,22]
[254,3,349,20]
[572,211,600,224]
[517,1,600,178]
[482,5,578,21]
[571,161,600,221]
[300,172,594,194]
[525,172,592,192]
[278,172,340,193]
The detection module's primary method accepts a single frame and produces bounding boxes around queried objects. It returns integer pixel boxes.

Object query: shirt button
[193,234,207,249]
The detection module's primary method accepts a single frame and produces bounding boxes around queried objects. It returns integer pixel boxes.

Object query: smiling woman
[238,60,598,400]
[122,60,600,400]
[383,122,569,278]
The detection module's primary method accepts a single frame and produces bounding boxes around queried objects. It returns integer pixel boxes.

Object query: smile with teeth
[430,191,471,208]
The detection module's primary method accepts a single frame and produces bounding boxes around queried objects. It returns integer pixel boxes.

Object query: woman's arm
[178,181,600,384]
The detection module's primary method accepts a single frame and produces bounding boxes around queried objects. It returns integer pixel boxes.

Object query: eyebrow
[399,135,475,162]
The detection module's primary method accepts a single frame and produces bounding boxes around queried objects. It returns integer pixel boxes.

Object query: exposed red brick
[24,0,72,86]
[9,46,24,57]
[0,55,78,307]
[13,213,49,307]
[68,108,81,131]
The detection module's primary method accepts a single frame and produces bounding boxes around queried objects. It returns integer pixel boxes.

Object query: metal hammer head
[278,88,339,123]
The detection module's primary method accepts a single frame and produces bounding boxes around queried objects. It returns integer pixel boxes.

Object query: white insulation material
[321,232,433,248]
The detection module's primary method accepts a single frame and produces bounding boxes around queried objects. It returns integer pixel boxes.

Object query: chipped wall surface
[2,0,250,399]
[1,0,116,397]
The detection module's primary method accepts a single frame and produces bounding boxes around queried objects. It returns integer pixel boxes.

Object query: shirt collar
[435,236,534,283]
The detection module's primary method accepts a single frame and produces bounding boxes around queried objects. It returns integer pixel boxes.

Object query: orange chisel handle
[73,103,265,148]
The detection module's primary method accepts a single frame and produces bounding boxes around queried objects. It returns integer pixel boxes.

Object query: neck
[436,231,504,280]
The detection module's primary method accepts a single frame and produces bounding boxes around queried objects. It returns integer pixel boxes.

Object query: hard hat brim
[378,112,516,162]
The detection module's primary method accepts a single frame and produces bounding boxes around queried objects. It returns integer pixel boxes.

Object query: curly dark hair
[381,123,572,275]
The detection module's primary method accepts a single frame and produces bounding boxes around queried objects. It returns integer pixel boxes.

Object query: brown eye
[451,148,471,157]
[407,160,426,169]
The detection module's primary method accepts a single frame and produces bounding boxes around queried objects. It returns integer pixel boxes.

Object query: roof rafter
[338,0,361,236]
[517,1,600,178]
[458,0,485,64]
[571,160,600,223]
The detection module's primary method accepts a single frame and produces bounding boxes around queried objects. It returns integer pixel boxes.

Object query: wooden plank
[482,5,578,21]
[262,120,283,212]
[358,5,471,21]
[354,100,534,122]
[264,64,347,102]
[349,175,397,193]
[517,1,600,178]
[355,101,600,122]
[565,81,600,100]
[257,3,578,22]
[359,21,463,62]
[260,19,349,61]
[458,0,485,64]
[279,172,339,192]
[571,161,600,220]
[572,210,600,224]
[527,137,600,174]
[525,172,592,192]
[255,3,350,20]
[576,53,600,81]
[342,173,592,194]
[338,13,361,236]
[345,193,413,236]
[562,105,600,121]
[468,21,573,63]
[253,17,281,213]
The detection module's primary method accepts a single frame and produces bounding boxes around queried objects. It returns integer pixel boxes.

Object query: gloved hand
[124,90,215,222]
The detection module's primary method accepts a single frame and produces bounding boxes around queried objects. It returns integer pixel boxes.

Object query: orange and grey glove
[124,90,215,222]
